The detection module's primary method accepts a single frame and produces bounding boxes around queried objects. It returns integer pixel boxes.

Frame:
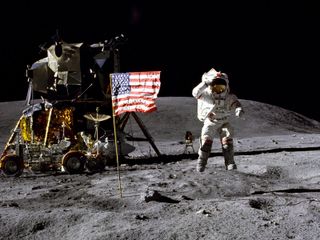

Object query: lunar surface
[1,97,320,240]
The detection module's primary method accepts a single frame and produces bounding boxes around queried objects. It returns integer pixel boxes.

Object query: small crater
[263,166,287,179]
[31,222,46,233]
[249,198,273,211]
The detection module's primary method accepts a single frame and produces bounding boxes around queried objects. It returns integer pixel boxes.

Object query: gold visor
[211,84,226,94]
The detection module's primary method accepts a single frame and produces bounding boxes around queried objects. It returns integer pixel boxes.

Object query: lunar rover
[0,33,141,176]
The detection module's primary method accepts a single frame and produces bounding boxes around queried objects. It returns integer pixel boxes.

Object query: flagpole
[109,74,123,198]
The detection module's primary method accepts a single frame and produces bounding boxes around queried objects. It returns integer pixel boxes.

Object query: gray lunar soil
[1,97,320,240]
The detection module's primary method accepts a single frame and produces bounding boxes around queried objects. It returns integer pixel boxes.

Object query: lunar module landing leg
[118,112,161,157]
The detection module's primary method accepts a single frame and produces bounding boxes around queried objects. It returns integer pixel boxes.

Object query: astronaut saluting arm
[192,68,244,172]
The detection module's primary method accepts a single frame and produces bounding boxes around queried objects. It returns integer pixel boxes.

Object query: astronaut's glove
[235,107,244,118]
[201,73,215,86]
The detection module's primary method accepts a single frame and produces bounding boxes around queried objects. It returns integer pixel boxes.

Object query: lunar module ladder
[118,112,161,157]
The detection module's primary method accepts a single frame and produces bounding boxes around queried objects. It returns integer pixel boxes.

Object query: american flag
[111,71,161,116]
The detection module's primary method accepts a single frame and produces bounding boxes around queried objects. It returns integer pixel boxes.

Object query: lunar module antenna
[71,83,93,102]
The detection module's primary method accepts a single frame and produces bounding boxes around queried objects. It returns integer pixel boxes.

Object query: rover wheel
[85,155,107,172]
[62,151,86,174]
[0,155,24,177]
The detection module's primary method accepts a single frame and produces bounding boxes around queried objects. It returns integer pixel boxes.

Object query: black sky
[1,1,319,121]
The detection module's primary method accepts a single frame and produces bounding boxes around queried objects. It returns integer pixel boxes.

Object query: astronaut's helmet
[210,77,227,94]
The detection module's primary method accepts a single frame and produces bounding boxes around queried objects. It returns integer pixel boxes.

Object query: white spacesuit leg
[197,121,215,172]
[197,137,212,172]
[219,123,237,170]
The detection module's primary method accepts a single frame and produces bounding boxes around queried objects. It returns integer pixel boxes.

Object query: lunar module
[0,34,139,176]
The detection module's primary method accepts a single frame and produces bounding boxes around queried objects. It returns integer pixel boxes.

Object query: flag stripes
[111,71,161,116]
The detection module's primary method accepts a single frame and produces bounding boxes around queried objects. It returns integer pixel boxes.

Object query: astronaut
[192,68,244,172]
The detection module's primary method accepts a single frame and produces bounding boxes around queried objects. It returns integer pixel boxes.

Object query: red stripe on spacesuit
[196,94,203,99]
[221,137,233,145]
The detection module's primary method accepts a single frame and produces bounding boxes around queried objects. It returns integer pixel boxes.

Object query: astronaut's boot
[221,138,237,170]
[197,150,209,172]
[197,139,212,172]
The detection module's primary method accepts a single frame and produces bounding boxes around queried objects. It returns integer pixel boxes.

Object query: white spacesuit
[192,68,244,172]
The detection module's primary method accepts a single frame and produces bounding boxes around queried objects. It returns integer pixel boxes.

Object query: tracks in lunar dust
[235,146,320,156]
[123,145,320,165]
[251,188,320,195]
